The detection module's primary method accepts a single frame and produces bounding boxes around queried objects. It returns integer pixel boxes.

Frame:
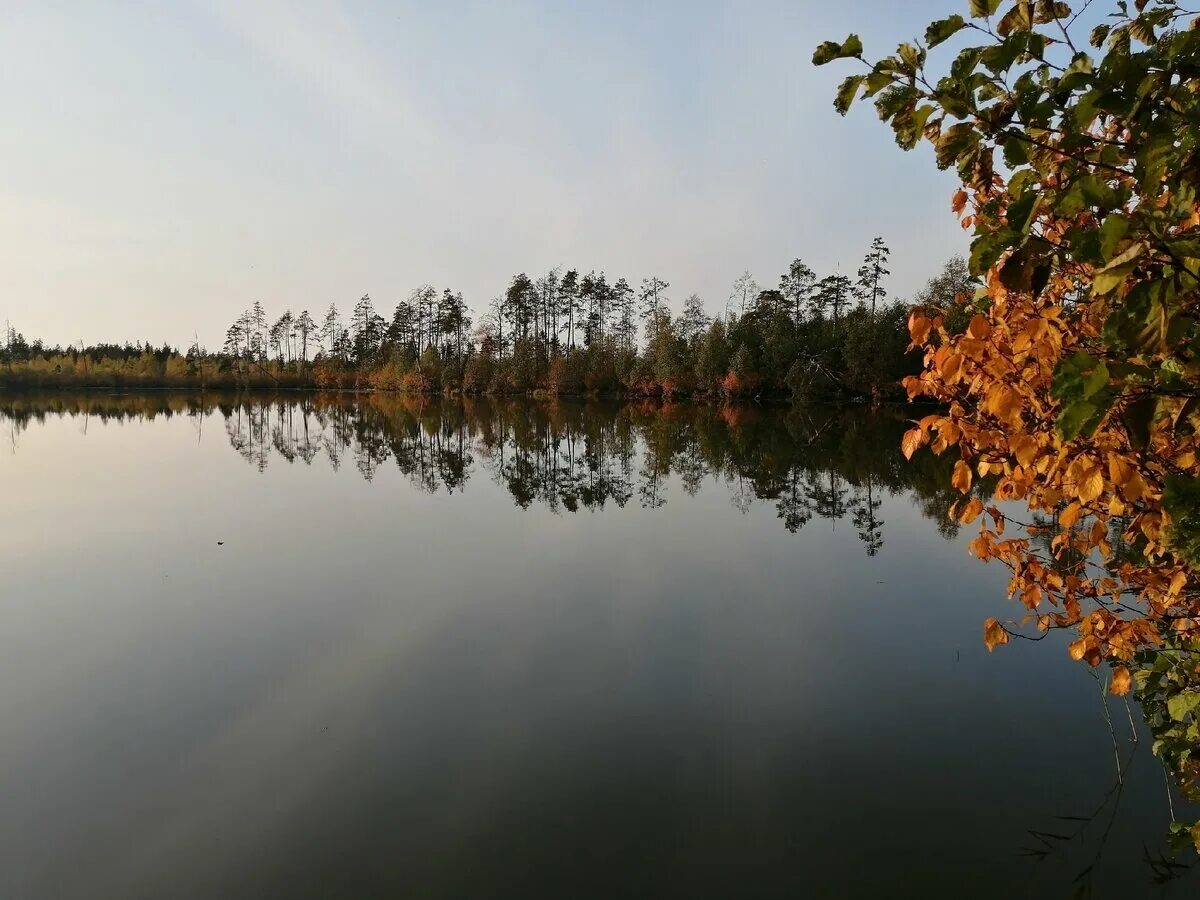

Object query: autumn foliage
[819,0,1200,849]
[820,1,1200,691]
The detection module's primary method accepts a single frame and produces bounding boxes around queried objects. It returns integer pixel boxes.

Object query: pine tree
[855,237,891,320]
[780,259,816,325]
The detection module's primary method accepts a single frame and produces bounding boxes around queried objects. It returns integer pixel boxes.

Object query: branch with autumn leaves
[818,0,1200,848]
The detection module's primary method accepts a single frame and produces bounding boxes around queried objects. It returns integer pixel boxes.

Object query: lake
[0,393,1194,898]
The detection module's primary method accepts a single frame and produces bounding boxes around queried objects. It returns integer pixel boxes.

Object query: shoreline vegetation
[0,251,975,401]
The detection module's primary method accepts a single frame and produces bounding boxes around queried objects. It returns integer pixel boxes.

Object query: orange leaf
[1011,434,1039,468]
[1107,455,1133,488]
[901,428,924,460]
[952,460,973,493]
[1060,501,1084,528]
[1169,571,1188,597]
[1067,637,1089,661]
[967,315,993,340]
[959,497,984,524]
[908,313,933,346]
[1077,465,1104,504]
[1110,666,1132,696]
[983,618,1009,652]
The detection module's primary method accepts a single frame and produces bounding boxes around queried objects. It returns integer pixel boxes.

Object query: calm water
[0,393,1194,898]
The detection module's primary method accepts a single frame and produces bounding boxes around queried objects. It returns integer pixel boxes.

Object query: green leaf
[1098,215,1130,263]
[1052,352,1113,438]
[1007,191,1042,235]
[1065,52,1094,76]
[969,0,1003,17]
[1052,351,1109,403]
[1034,0,1071,22]
[997,1,1034,37]
[1057,398,1107,440]
[981,34,1028,74]
[813,34,864,66]
[1056,174,1121,217]
[1003,136,1030,168]
[1164,475,1200,566]
[1093,263,1135,296]
[970,230,1014,274]
[834,75,865,115]
[1167,690,1200,723]
[1120,395,1157,451]
[1008,169,1038,197]
[893,103,936,150]
[1138,131,1176,193]
[936,122,978,169]
[1092,243,1144,297]
[1103,278,1169,349]
[876,85,919,120]
[897,42,923,71]
[950,47,984,81]
[1089,24,1111,47]
[926,15,967,48]
[1065,226,1102,265]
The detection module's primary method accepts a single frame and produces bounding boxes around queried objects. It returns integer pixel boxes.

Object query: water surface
[0,393,1193,898]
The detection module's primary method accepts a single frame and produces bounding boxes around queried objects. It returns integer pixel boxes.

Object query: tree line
[1,247,976,401]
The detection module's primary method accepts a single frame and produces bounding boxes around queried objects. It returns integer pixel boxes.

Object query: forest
[0,246,974,401]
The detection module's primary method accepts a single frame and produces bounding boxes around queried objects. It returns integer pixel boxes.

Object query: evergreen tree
[780,259,816,325]
[855,236,891,319]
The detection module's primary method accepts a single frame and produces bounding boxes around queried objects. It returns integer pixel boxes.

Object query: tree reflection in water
[0,391,965,555]
[3,390,1200,887]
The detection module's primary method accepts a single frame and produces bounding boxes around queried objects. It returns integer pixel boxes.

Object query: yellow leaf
[1107,455,1132,486]
[1011,434,1039,467]
[1077,465,1103,504]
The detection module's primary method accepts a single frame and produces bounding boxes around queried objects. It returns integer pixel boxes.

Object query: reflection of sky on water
[0,396,1195,898]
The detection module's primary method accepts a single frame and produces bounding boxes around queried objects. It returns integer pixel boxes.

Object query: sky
[0,1,971,349]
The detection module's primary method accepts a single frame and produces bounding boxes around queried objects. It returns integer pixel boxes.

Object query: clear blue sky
[1,1,970,349]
